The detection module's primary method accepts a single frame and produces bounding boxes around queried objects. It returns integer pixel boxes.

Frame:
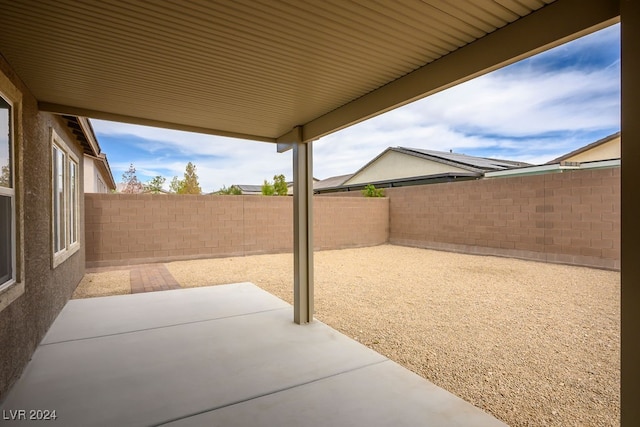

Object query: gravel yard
[75,245,620,426]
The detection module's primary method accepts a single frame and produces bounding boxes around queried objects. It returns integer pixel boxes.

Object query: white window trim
[51,129,80,269]
[0,70,24,313]
[0,97,15,290]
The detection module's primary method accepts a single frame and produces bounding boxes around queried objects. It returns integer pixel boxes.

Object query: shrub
[362,184,385,197]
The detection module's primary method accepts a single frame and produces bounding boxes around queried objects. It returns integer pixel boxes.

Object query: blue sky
[93,24,620,193]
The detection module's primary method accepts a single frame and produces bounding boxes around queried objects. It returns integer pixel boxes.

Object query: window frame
[0,70,24,313]
[51,129,80,268]
[0,93,15,291]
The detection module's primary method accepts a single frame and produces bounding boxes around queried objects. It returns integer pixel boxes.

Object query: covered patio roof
[0,0,618,143]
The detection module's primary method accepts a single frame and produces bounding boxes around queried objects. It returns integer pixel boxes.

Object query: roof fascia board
[39,102,277,144]
[579,159,620,169]
[301,0,619,142]
[77,117,100,156]
[318,172,479,193]
[486,163,566,177]
[97,155,117,190]
[485,159,620,178]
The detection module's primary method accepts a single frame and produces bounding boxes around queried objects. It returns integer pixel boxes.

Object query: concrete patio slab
[167,361,500,427]
[1,283,506,427]
[43,282,289,343]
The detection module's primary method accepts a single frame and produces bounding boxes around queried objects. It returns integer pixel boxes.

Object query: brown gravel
[78,245,621,426]
[72,270,131,299]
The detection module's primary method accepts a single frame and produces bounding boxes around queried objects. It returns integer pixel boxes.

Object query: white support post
[278,126,314,324]
[620,1,639,425]
[292,138,314,324]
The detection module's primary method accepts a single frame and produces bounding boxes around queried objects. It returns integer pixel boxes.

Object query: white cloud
[94,120,293,191]
[314,56,619,178]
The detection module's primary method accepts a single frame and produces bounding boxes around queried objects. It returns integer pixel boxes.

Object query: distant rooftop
[314,174,354,191]
[397,147,531,172]
[236,184,263,194]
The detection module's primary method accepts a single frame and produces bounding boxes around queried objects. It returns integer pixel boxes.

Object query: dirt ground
[74,245,620,427]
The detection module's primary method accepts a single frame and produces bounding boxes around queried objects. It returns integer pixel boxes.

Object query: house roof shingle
[313,174,354,191]
[236,184,263,194]
[396,147,531,172]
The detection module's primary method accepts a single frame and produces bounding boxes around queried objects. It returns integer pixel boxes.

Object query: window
[0,94,14,290]
[0,72,23,312]
[51,130,79,267]
[96,174,107,193]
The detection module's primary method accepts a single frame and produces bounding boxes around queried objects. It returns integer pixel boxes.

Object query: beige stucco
[83,156,110,193]
[565,135,621,162]
[345,150,471,186]
[0,56,86,398]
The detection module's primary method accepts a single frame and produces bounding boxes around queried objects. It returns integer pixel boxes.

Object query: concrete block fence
[387,167,620,270]
[85,195,389,268]
[86,167,619,269]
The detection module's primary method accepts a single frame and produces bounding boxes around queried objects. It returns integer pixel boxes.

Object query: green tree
[169,162,202,194]
[180,162,202,194]
[0,164,9,187]
[273,174,288,196]
[145,175,166,194]
[121,163,143,194]
[361,184,385,197]
[217,185,242,195]
[261,179,275,196]
[169,176,182,194]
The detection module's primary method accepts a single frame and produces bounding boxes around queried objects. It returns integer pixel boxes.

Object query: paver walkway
[85,263,182,294]
[130,264,181,293]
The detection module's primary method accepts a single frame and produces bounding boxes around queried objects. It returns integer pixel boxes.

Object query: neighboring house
[548,132,621,164]
[71,117,116,193]
[84,154,115,193]
[314,174,355,193]
[315,148,528,194]
[486,133,622,179]
[233,182,318,195]
[236,184,263,195]
[287,178,319,195]
[142,188,171,195]
[115,182,145,194]
[485,158,621,179]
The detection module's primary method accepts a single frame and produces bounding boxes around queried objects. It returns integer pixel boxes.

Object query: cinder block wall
[387,167,620,270]
[85,195,389,267]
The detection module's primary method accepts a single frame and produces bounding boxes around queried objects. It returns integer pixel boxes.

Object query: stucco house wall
[564,135,621,163]
[0,56,86,399]
[84,155,112,193]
